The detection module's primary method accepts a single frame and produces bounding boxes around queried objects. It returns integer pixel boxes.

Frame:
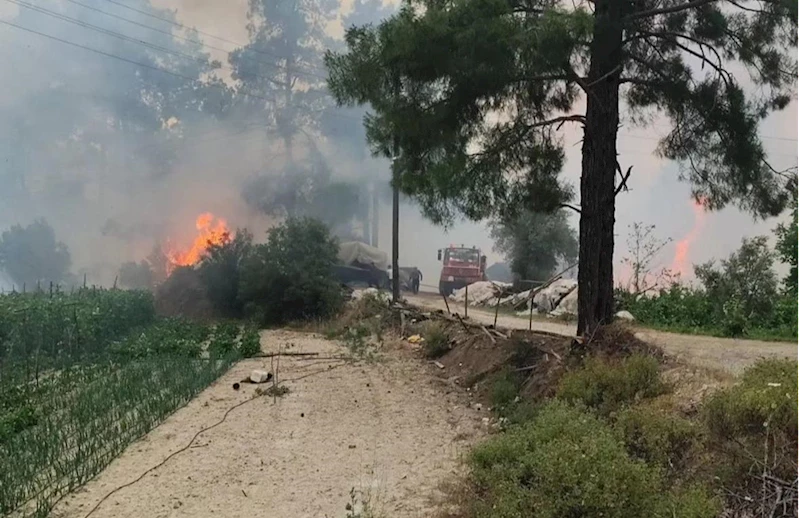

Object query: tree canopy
[325,0,797,334]
[774,197,797,295]
[0,220,71,289]
[490,210,578,282]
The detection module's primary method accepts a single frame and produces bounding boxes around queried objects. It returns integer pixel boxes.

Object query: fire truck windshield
[445,248,479,264]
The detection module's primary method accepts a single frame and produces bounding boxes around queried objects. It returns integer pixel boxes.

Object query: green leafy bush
[665,485,722,518]
[615,401,700,473]
[467,400,717,518]
[239,218,344,326]
[422,322,450,358]
[490,369,521,411]
[198,229,253,317]
[238,326,261,358]
[489,370,539,426]
[616,235,797,340]
[557,354,665,415]
[705,358,797,438]
[702,359,797,488]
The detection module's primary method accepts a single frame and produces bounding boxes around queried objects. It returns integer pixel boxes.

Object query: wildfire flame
[670,198,707,276]
[165,212,231,273]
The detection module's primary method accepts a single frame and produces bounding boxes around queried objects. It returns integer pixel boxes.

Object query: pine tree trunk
[577,0,624,337]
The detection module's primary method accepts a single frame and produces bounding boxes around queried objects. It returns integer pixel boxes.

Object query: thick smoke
[0,0,397,287]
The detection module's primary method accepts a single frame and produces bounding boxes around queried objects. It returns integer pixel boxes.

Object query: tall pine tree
[325,0,796,335]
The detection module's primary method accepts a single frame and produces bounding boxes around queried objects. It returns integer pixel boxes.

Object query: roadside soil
[406,292,797,375]
[53,330,485,518]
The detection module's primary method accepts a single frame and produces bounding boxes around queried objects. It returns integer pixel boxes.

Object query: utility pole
[371,181,379,248]
[390,74,401,305]
[391,158,400,304]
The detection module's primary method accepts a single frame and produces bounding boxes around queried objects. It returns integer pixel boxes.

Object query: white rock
[534,279,578,313]
[549,287,578,317]
[450,281,511,306]
[250,370,271,384]
[615,310,635,321]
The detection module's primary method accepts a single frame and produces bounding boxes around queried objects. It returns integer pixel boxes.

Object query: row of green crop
[0,289,261,517]
[0,288,155,370]
[0,318,261,517]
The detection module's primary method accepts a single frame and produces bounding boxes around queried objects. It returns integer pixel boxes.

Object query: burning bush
[239,218,344,326]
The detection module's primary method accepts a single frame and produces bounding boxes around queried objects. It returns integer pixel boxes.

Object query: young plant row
[0,312,260,517]
[0,288,155,373]
[0,315,262,517]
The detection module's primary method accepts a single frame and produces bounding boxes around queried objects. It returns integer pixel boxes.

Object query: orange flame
[670,199,707,276]
[165,212,231,273]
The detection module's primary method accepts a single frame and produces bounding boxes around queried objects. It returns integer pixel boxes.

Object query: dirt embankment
[54,330,485,518]
[405,292,797,375]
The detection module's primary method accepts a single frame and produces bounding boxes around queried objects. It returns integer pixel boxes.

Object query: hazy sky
[1,0,796,288]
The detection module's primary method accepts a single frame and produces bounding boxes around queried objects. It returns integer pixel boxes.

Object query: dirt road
[405,293,797,375]
[54,330,483,518]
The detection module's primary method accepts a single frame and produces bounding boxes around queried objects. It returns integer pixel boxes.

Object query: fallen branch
[480,325,497,344]
[253,352,320,358]
[454,313,471,334]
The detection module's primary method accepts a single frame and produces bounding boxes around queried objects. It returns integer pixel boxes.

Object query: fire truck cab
[436,245,487,296]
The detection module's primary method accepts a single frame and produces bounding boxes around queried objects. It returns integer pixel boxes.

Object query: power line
[60,0,328,82]
[4,0,263,81]
[99,0,318,71]
[640,124,797,143]
[0,18,275,104]
[0,19,359,125]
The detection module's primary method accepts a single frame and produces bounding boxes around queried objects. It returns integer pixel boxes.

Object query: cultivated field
[0,289,255,517]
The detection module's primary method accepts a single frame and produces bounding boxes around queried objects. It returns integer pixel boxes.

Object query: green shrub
[467,400,716,518]
[703,358,797,488]
[198,229,253,317]
[615,401,700,473]
[341,324,373,358]
[665,485,722,518]
[422,322,450,358]
[705,358,797,438]
[614,235,798,340]
[239,218,344,326]
[557,354,665,415]
[490,369,521,411]
[238,326,261,358]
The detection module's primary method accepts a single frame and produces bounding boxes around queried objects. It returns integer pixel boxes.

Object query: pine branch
[642,30,734,87]
[614,164,633,196]
[528,115,586,128]
[625,0,718,22]
[559,203,582,214]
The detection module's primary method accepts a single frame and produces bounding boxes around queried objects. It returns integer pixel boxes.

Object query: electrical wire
[0,18,362,125]
[60,0,328,82]
[98,0,320,69]
[3,0,279,84]
[0,15,372,131]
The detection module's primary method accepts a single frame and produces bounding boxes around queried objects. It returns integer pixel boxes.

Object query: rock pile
[449,278,579,318]
[448,280,637,322]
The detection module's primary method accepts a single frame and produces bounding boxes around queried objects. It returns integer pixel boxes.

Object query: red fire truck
[436,245,487,296]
